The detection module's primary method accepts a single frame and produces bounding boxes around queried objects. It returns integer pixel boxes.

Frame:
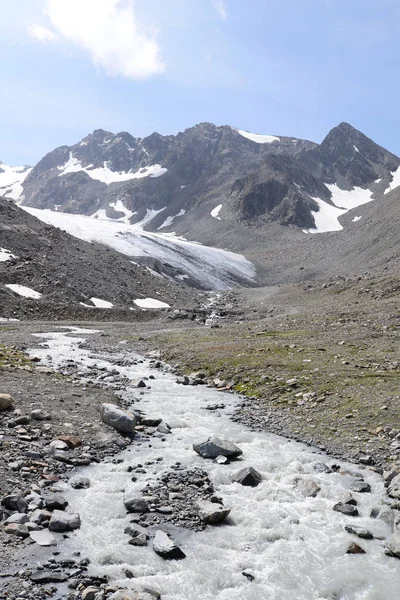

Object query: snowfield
[133,298,170,309]
[233,128,280,144]
[384,165,400,195]
[5,284,42,299]
[211,204,222,220]
[22,208,256,290]
[57,152,167,185]
[0,248,16,262]
[0,163,32,201]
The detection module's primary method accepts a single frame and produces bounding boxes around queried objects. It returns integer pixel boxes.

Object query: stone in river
[153,530,186,560]
[193,437,242,459]
[100,403,136,434]
[333,502,359,517]
[48,510,81,532]
[124,495,149,513]
[232,466,262,487]
[196,500,230,524]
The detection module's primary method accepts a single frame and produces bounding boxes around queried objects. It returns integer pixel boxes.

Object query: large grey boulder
[123,494,149,513]
[388,474,400,499]
[30,529,58,546]
[4,523,29,538]
[4,513,29,525]
[2,495,28,513]
[193,437,242,459]
[44,494,68,511]
[233,466,262,487]
[196,500,230,524]
[48,510,81,532]
[387,517,400,558]
[153,530,186,560]
[0,393,13,410]
[100,403,136,434]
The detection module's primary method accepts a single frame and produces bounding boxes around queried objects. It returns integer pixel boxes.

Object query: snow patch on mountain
[90,297,113,308]
[133,298,170,309]
[305,183,375,233]
[22,208,255,290]
[233,128,280,144]
[0,248,16,262]
[57,152,167,185]
[384,166,400,194]
[0,163,32,201]
[5,284,42,299]
[211,204,222,220]
[158,209,186,230]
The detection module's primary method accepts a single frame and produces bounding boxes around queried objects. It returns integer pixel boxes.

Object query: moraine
[29,327,400,600]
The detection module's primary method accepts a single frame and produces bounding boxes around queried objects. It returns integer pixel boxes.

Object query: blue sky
[1,0,400,165]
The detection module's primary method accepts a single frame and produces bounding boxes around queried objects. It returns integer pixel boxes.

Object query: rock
[29,529,58,546]
[30,570,68,583]
[123,495,149,513]
[70,476,91,489]
[2,495,28,513]
[4,523,29,537]
[58,435,82,449]
[388,474,400,499]
[359,455,374,466]
[295,479,321,497]
[345,525,373,539]
[387,517,400,558]
[125,524,148,546]
[30,408,50,420]
[346,543,366,554]
[153,530,186,560]
[100,403,136,434]
[137,380,147,388]
[349,481,371,493]
[333,503,359,517]
[233,466,262,487]
[157,422,171,434]
[44,493,68,511]
[4,513,29,525]
[141,416,162,427]
[108,591,158,600]
[193,437,243,459]
[30,509,52,524]
[82,587,100,600]
[0,393,13,410]
[340,491,357,506]
[49,439,69,451]
[197,500,230,524]
[48,510,81,532]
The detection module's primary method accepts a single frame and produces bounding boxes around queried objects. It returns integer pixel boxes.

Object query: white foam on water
[28,327,400,600]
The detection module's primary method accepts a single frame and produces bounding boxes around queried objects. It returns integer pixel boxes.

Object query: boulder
[2,495,28,513]
[141,416,162,427]
[125,524,148,546]
[346,543,366,554]
[70,476,91,489]
[100,403,136,434]
[387,517,400,558]
[233,466,262,487]
[30,408,50,421]
[82,587,100,600]
[44,494,68,511]
[58,435,82,449]
[30,529,58,546]
[388,474,400,499]
[30,571,68,583]
[0,393,13,410]
[48,510,81,532]
[123,495,149,513]
[4,513,29,525]
[349,481,371,493]
[49,440,69,451]
[153,530,186,560]
[345,525,373,539]
[193,437,242,459]
[4,523,29,538]
[30,509,52,524]
[196,500,230,524]
[333,503,359,517]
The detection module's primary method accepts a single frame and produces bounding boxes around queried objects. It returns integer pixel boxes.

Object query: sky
[1,0,400,165]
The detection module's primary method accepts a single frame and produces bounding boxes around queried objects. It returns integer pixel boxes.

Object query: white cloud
[212,0,228,20]
[27,0,164,80]
[27,24,57,42]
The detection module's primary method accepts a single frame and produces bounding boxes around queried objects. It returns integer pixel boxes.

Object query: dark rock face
[232,466,262,487]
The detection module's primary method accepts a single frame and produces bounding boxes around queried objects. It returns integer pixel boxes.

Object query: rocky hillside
[0,197,197,319]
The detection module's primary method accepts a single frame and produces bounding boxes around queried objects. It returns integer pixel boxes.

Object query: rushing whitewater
[30,328,400,600]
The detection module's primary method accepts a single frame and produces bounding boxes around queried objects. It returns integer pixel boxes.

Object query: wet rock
[29,529,58,546]
[333,503,359,516]
[388,474,400,499]
[70,476,91,489]
[108,591,159,600]
[48,510,81,532]
[233,466,262,487]
[157,422,171,434]
[387,517,400,558]
[0,393,13,410]
[346,543,366,554]
[30,509,52,524]
[82,587,100,600]
[215,455,229,465]
[124,495,149,513]
[30,570,68,583]
[242,569,255,581]
[31,408,50,421]
[2,495,28,513]
[153,530,186,560]
[295,479,321,498]
[340,491,357,506]
[193,437,243,459]
[196,500,230,524]
[345,525,373,539]
[4,523,29,537]
[349,481,371,493]
[137,380,147,388]
[125,524,148,546]
[45,494,68,511]
[141,416,162,427]
[100,403,136,434]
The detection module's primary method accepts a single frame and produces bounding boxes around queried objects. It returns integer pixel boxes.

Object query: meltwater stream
[30,327,400,600]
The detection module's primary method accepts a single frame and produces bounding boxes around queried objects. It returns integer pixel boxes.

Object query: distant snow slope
[57,152,167,185]
[22,208,255,290]
[5,284,41,299]
[233,128,280,144]
[211,204,222,220]
[304,184,374,233]
[385,166,400,194]
[0,163,32,201]
[0,248,16,262]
